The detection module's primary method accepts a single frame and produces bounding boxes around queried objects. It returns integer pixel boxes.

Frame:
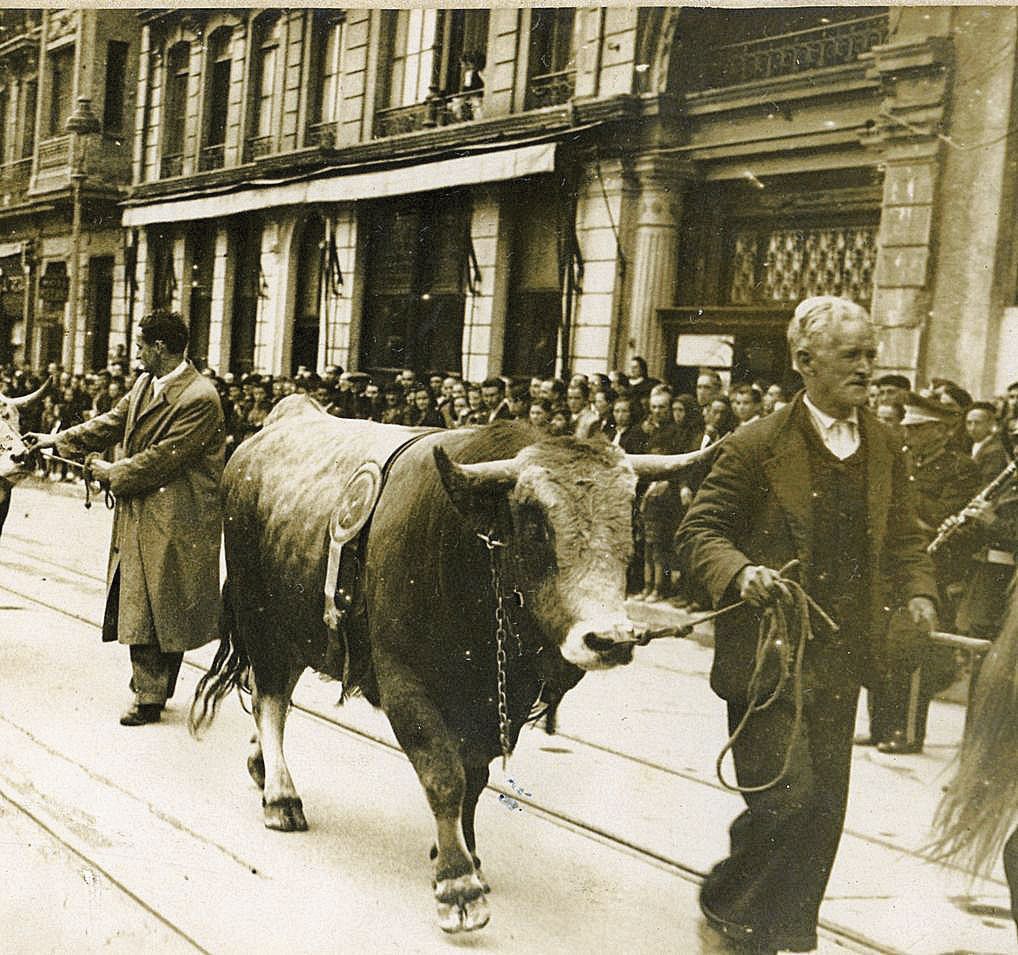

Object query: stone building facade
[7,7,1018,397]
[0,9,140,372]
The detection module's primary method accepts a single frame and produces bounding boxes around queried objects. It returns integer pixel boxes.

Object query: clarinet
[927,459,1018,555]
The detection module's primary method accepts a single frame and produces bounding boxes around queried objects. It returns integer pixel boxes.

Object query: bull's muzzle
[562,619,637,670]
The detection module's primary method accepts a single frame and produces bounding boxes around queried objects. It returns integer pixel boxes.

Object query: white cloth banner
[122,141,558,227]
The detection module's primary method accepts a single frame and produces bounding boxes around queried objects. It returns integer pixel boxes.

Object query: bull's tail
[189,579,251,737]
[931,577,1018,876]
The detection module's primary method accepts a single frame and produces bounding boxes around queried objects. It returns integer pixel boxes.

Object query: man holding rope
[676,296,938,953]
[26,311,224,726]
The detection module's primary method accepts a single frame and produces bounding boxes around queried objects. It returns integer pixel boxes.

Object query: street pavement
[1,478,1014,954]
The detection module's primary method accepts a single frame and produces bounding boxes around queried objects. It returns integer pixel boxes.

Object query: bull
[192,395,713,932]
[0,378,51,533]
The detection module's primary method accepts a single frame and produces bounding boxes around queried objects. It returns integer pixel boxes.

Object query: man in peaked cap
[865,392,981,754]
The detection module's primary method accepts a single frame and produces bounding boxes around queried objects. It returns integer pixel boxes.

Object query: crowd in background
[4,355,1018,619]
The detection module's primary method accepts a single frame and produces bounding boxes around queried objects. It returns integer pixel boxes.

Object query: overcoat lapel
[125,373,154,436]
[762,401,813,567]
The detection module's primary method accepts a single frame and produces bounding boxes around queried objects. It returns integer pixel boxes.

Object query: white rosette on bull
[191,395,720,934]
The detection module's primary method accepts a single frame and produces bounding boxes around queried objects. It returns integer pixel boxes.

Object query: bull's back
[223,398,427,598]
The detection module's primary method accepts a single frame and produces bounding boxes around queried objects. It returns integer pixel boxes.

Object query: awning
[122,140,558,228]
[0,241,24,259]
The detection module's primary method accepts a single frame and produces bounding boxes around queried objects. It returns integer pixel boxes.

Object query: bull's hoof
[247,751,266,789]
[435,873,490,933]
[262,796,307,832]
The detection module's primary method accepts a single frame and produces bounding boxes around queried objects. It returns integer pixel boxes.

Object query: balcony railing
[526,70,576,110]
[0,157,32,203]
[243,134,273,163]
[0,10,42,44]
[37,135,71,172]
[691,14,890,90]
[373,88,484,138]
[160,152,183,179]
[306,121,339,149]
[198,143,225,172]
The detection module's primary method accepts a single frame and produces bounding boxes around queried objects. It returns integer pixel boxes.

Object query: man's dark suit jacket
[973,435,1010,486]
[676,392,937,702]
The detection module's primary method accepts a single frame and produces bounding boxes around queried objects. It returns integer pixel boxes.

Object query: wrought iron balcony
[160,152,183,180]
[0,10,41,48]
[243,134,273,163]
[373,88,484,138]
[37,135,71,172]
[0,157,32,205]
[526,69,576,110]
[198,143,225,172]
[306,121,339,149]
[691,14,889,91]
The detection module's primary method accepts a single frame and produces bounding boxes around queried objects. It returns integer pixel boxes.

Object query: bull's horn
[4,376,53,409]
[625,438,725,480]
[434,445,519,491]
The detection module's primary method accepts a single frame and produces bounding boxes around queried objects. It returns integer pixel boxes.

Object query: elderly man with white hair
[677,296,938,953]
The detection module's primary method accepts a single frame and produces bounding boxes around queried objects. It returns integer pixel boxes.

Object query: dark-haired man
[27,311,225,726]
[967,401,1009,484]
[481,377,511,423]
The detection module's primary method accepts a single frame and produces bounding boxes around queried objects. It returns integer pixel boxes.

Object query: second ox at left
[192,395,715,933]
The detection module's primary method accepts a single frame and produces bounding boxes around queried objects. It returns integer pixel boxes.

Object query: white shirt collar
[972,435,993,458]
[803,393,859,431]
[152,360,189,397]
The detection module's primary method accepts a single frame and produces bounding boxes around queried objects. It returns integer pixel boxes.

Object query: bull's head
[0,378,50,482]
[434,439,719,671]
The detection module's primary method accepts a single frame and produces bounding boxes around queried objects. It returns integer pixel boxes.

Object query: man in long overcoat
[676,296,938,953]
[29,311,224,725]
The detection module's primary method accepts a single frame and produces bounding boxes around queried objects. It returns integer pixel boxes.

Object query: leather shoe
[876,731,922,755]
[120,703,163,726]
[853,734,878,746]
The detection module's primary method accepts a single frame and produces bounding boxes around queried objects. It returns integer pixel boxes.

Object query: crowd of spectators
[5,355,1018,608]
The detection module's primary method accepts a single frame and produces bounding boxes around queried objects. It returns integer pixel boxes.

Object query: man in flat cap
[875,373,911,410]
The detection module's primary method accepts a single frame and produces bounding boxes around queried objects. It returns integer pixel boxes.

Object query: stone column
[624,154,689,377]
[861,34,951,380]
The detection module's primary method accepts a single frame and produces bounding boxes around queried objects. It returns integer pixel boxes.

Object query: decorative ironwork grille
[198,143,224,172]
[372,89,483,138]
[527,69,575,109]
[728,225,878,306]
[694,14,889,90]
[160,153,183,179]
[37,135,70,171]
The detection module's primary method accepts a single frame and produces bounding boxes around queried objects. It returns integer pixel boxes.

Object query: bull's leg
[462,762,491,894]
[251,658,307,832]
[378,662,489,933]
[247,732,265,790]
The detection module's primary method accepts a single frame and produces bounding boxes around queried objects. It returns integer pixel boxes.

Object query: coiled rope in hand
[715,567,839,794]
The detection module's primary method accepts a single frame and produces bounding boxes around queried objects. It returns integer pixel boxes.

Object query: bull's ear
[433,446,517,522]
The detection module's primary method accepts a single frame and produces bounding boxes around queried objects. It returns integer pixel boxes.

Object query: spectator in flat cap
[876,374,912,409]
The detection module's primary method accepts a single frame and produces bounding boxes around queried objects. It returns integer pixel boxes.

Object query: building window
[201,27,232,170]
[727,225,878,306]
[161,42,189,178]
[150,229,177,311]
[527,8,577,109]
[292,215,325,375]
[20,78,37,158]
[187,225,214,370]
[246,12,281,160]
[103,40,129,132]
[48,44,75,136]
[229,220,261,375]
[309,13,344,135]
[376,9,488,136]
[361,193,469,375]
[505,180,567,378]
[389,9,438,108]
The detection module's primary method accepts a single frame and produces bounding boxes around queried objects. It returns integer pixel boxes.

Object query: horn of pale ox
[4,375,53,409]
[625,438,725,480]
[433,445,519,492]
